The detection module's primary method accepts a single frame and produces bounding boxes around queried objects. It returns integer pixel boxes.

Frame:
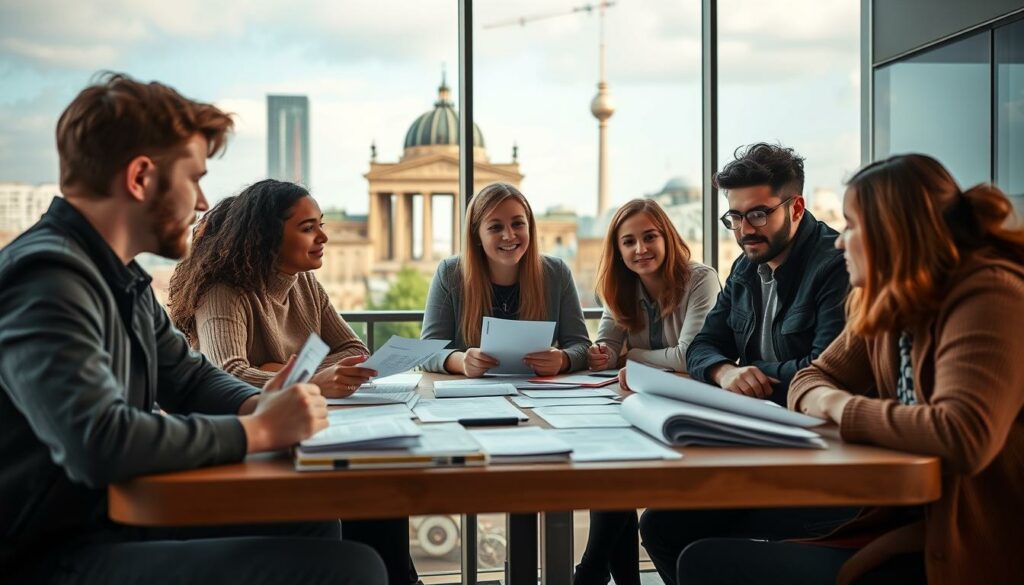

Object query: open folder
[620,361,827,449]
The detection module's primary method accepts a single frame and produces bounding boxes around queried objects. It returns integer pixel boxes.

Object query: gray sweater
[595,261,721,372]
[421,255,592,373]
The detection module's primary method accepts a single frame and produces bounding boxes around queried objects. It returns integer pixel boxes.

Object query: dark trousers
[677,539,925,584]
[639,506,859,585]
[574,510,640,585]
[11,520,386,585]
[345,518,420,585]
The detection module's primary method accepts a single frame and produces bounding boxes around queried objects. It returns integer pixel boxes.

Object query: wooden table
[110,374,941,585]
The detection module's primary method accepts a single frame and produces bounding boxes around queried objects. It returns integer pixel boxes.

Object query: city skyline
[0,0,860,219]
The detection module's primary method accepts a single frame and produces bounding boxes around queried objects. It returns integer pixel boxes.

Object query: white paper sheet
[361,336,451,378]
[479,317,556,375]
[533,405,622,415]
[533,412,631,429]
[511,396,620,408]
[413,397,528,423]
[520,388,618,398]
[283,333,330,387]
[625,361,824,428]
[327,403,414,423]
[433,381,518,398]
[300,417,422,450]
[469,426,573,458]
[550,428,683,462]
[527,371,619,387]
[326,392,420,407]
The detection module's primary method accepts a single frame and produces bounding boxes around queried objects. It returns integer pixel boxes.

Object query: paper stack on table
[621,361,827,448]
[550,428,683,462]
[327,403,414,423]
[433,380,518,398]
[511,396,619,408]
[295,423,488,471]
[327,373,422,407]
[413,397,528,423]
[533,405,631,429]
[300,417,422,452]
[468,427,573,463]
[520,388,618,398]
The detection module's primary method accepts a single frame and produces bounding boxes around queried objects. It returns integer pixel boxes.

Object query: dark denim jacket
[0,198,258,570]
[686,211,849,404]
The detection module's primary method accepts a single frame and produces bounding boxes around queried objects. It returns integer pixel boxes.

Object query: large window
[874,31,991,188]
[715,0,859,277]
[997,17,1024,213]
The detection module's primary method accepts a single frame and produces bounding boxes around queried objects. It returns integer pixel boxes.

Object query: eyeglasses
[720,197,794,230]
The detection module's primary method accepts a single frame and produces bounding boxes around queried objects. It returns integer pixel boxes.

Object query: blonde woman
[421,182,591,376]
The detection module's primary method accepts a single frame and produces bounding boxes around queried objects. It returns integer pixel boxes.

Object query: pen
[457,417,520,427]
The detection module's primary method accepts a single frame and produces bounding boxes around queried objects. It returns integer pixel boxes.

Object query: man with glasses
[638,143,853,585]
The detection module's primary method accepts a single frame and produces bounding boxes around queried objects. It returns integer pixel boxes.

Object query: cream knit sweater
[194,271,367,386]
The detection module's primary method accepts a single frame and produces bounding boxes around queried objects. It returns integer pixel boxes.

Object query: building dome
[403,77,485,150]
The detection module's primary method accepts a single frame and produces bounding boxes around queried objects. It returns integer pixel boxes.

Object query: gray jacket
[420,255,592,373]
[0,198,258,570]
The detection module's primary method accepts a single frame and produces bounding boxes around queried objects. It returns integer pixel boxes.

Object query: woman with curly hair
[168,179,419,585]
[169,179,375,395]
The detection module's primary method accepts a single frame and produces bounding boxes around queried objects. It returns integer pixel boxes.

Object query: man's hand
[588,344,612,371]
[311,354,377,398]
[524,348,569,377]
[240,355,329,453]
[712,363,779,398]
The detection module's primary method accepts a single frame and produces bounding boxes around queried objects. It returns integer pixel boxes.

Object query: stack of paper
[413,397,528,423]
[520,388,618,398]
[527,371,619,388]
[550,428,683,462]
[621,361,827,449]
[327,373,422,407]
[295,423,488,471]
[468,427,573,463]
[433,380,518,398]
[300,417,422,452]
[511,396,619,408]
[533,405,631,429]
[327,403,414,423]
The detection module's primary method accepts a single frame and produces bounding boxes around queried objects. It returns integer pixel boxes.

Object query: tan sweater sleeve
[838,269,1024,476]
[313,278,368,369]
[195,286,274,387]
[789,326,877,411]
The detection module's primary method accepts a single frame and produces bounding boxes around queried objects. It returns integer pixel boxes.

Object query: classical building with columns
[363,78,523,278]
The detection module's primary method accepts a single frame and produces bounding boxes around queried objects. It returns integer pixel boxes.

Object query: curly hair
[168,179,311,344]
[713,142,805,196]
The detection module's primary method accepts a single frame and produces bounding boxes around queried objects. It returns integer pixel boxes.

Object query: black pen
[457,417,520,427]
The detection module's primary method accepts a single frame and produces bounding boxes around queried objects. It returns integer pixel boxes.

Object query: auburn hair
[56,72,233,197]
[459,183,545,346]
[845,153,1024,336]
[595,199,693,332]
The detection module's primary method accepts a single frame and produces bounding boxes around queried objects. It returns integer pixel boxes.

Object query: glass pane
[716,0,860,279]
[474,0,702,308]
[874,31,991,189]
[431,194,455,260]
[996,18,1024,215]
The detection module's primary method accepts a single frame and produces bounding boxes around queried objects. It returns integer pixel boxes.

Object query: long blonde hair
[845,153,1024,336]
[595,199,692,333]
[459,183,545,345]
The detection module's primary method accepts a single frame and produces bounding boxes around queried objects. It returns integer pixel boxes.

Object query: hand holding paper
[480,317,556,375]
[361,336,452,378]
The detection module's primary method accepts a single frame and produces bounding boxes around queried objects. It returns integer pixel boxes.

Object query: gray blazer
[421,255,592,373]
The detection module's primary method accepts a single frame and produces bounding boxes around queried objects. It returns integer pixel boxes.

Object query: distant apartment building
[0,183,59,247]
[267,95,311,187]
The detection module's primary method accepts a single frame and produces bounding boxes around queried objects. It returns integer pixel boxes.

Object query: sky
[0,0,860,217]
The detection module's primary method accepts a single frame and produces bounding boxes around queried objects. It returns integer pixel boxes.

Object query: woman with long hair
[575,198,720,585]
[677,154,1024,584]
[168,179,419,585]
[420,182,591,376]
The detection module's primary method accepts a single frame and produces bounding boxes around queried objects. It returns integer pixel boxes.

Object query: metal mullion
[458,0,475,246]
[701,0,719,270]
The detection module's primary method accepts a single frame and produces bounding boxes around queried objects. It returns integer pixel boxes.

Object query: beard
[737,212,792,264]
[146,172,194,260]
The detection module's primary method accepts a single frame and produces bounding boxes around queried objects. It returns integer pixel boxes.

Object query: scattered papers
[622,392,826,449]
[284,333,330,387]
[469,427,573,463]
[327,403,414,423]
[363,372,423,390]
[296,423,487,471]
[413,397,528,423]
[433,380,518,398]
[528,372,619,388]
[533,405,622,415]
[480,317,556,375]
[361,337,451,378]
[625,361,823,428]
[550,428,683,462]
[511,396,620,408]
[327,373,422,406]
[300,417,421,451]
[520,388,618,398]
[534,411,631,429]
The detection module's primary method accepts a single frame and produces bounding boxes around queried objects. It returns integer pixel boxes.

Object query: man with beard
[0,74,385,585]
[637,143,854,585]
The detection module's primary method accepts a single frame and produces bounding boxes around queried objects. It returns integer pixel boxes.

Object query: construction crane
[485,2,617,217]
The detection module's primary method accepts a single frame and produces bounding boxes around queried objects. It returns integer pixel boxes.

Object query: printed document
[479,317,556,375]
[511,396,620,408]
[533,411,631,429]
[413,397,528,423]
[361,336,451,378]
[283,333,330,387]
[520,388,618,398]
[300,417,422,451]
[433,380,518,398]
[327,403,414,423]
[469,427,573,462]
[550,428,683,462]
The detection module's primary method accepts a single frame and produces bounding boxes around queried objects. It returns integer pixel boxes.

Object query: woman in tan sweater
[676,154,1024,584]
[168,179,418,585]
[169,179,375,394]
